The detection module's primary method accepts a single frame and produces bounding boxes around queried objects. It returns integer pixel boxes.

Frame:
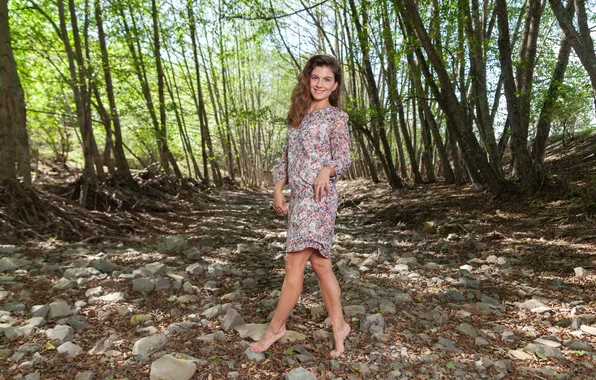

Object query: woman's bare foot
[249,326,287,353]
[330,323,351,357]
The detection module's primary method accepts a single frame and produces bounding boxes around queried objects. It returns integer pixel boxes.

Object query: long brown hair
[287,55,344,128]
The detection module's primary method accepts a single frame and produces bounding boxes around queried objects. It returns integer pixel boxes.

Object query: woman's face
[309,65,338,102]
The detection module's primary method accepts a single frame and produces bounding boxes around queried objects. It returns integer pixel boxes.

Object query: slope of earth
[0,133,595,379]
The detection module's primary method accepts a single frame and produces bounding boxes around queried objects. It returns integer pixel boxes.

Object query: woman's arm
[327,113,351,178]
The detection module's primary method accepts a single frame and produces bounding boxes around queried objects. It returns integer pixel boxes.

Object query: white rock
[57,342,83,357]
[48,301,72,319]
[150,354,197,380]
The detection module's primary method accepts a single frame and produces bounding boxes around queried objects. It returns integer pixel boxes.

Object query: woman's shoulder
[329,106,348,121]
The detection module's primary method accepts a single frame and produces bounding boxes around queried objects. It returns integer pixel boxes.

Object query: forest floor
[1,133,596,380]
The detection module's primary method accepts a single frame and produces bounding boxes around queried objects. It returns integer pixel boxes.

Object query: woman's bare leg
[250,248,313,352]
[310,251,350,357]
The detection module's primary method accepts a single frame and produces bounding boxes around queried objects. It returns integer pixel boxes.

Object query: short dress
[276,106,352,258]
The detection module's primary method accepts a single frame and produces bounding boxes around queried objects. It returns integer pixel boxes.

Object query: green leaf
[535,352,548,360]
[283,348,293,355]
[446,362,456,370]
[575,350,586,356]
[45,342,56,350]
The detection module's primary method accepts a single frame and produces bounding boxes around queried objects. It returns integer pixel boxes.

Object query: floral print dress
[276,106,351,258]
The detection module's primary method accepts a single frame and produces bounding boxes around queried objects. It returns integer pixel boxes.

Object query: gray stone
[360,313,385,334]
[534,338,561,348]
[456,323,478,338]
[74,371,95,380]
[25,317,45,328]
[379,299,396,314]
[146,262,167,277]
[85,286,103,298]
[184,247,202,260]
[508,349,534,361]
[208,263,225,276]
[60,316,91,330]
[63,267,100,279]
[92,259,121,273]
[524,343,564,359]
[581,325,596,336]
[0,257,26,272]
[279,330,307,343]
[186,263,204,275]
[242,278,257,289]
[166,322,195,334]
[0,245,18,254]
[98,292,125,303]
[243,347,265,361]
[445,290,466,302]
[284,367,317,380]
[48,301,72,319]
[24,371,41,380]
[156,235,188,253]
[310,305,325,318]
[221,308,245,332]
[4,326,22,339]
[47,325,75,343]
[518,298,548,310]
[57,342,83,357]
[235,323,268,341]
[343,305,365,317]
[132,278,154,293]
[132,334,168,360]
[201,304,222,320]
[155,278,171,291]
[51,277,79,291]
[438,337,462,353]
[1,302,25,311]
[89,334,118,355]
[574,267,588,278]
[150,354,197,380]
[475,337,490,346]
[502,330,516,343]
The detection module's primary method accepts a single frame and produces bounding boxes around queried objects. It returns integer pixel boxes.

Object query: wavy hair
[287,55,344,128]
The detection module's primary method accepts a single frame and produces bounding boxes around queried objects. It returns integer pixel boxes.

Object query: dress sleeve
[328,112,351,178]
[276,132,289,184]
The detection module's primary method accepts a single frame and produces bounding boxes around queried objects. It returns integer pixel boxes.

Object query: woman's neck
[310,99,331,112]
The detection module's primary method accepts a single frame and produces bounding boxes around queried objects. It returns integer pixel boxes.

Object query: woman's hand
[314,167,333,201]
[273,190,288,215]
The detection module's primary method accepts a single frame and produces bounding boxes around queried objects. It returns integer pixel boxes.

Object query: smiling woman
[250,54,352,358]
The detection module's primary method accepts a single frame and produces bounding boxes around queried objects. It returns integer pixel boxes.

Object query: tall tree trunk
[0,0,30,184]
[549,0,596,117]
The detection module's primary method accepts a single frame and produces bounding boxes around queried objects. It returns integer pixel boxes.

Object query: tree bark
[0,0,30,183]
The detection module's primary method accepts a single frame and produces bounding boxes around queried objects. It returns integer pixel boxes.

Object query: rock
[1,302,25,311]
[89,334,118,355]
[242,278,257,289]
[57,342,83,357]
[438,337,462,353]
[508,349,534,361]
[502,330,516,343]
[92,259,121,273]
[48,301,72,319]
[244,347,265,361]
[445,290,466,302]
[132,334,168,360]
[208,263,225,276]
[63,267,100,279]
[186,263,204,275]
[310,305,325,318]
[61,316,91,330]
[566,340,593,351]
[380,299,396,314]
[46,325,74,343]
[51,278,79,291]
[580,325,596,336]
[396,257,418,266]
[474,242,488,251]
[221,291,242,302]
[85,286,103,298]
[98,292,125,303]
[221,308,245,332]
[4,326,23,339]
[146,262,167,277]
[343,305,365,317]
[360,313,385,334]
[155,278,171,291]
[156,235,188,253]
[574,267,588,278]
[201,304,222,320]
[422,221,437,234]
[131,314,153,325]
[118,305,132,316]
[475,337,490,346]
[166,322,195,334]
[235,323,268,341]
[279,331,307,343]
[518,298,548,310]
[132,278,154,293]
[313,329,333,341]
[534,338,561,348]
[150,354,197,380]
[184,247,202,260]
[524,343,564,359]
[456,323,478,338]
[284,367,317,380]
[0,257,26,272]
[24,371,41,380]
[74,371,95,380]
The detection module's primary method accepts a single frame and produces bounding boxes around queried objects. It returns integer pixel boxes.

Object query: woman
[250,55,351,358]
